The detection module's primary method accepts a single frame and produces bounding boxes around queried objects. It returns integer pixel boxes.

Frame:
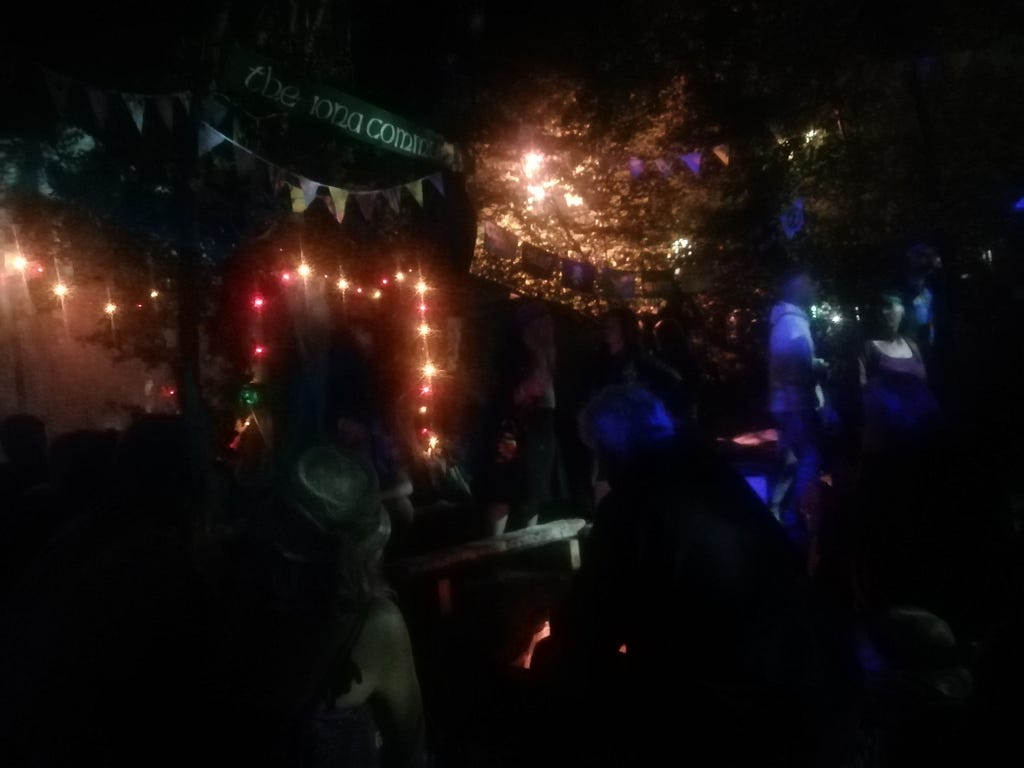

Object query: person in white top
[767,270,827,539]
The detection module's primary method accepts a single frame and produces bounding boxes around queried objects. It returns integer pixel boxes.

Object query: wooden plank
[390,518,587,578]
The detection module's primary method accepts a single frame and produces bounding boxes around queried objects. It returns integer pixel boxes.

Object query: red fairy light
[254,345,266,357]
[418,303,427,312]
[252,296,265,310]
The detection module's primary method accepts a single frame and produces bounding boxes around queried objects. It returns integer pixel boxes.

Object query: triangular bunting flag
[383,187,402,213]
[299,178,320,207]
[356,192,378,222]
[629,157,645,178]
[406,179,424,207]
[45,72,72,115]
[203,99,229,131]
[713,144,730,166]
[680,152,702,176]
[600,268,637,300]
[122,94,146,133]
[177,93,192,114]
[561,258,596,294]
[426,173,444,196]
[328,188,349,223]
[290,185,308,213]
[654,158,672,176]
[483,222,518,262]
[198,124,228,156]
[156,97,175,131]
[87,89,108,130]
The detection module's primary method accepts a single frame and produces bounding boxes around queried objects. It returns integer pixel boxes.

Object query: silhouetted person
[546,386,827,765]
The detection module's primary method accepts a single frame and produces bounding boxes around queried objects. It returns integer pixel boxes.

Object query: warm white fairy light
[522,151,543,179]
[428,435,439,451]
[297,263,311,278]
[372,289,382,300]
[418,323,431,337]
[419,406,428,414]
[53,283,68,298]
[104,302,117,315]
[150,289,159,299]
[422,361,437,378]
[415,279,428,295]
[337,278,349,291]
[12,255,27,271]
[395,271,406,282]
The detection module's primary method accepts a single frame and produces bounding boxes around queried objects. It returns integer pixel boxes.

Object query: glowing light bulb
[337,278,349,291]
[423,362,437,378]
[415,279,428,294]
[356,287,363,294]
[252,296,265,309]
[523,151,543,179]
[36,266,44,274]
[395,272,406,282]
[281,272,292,283]
[150,289,159,299]
[254,344,266,356]
[297,263,311,278]
[428,435,439,451]
[421,385,432,395]
[53,283,68,298]
[372,289,382,300]
[418,303,427,312]
[419,406,428,414]
[381,278,389,285]
[418,324,430,336]
[104,302,117,315]
[12,255,27,271]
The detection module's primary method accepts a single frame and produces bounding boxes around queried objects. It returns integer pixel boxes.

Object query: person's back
[553,388,826,764]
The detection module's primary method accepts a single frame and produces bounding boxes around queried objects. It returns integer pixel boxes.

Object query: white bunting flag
[654,158,672,176]
[198,124,228,156]
[299,178,320,207]
[406,179,424,207]
[122,94,146,133]
[328,188,349,223]
[177,93,192,114]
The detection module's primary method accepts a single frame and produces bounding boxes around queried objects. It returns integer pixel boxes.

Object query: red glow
[281,272,292,282]
[254,345,266,356]
[356,287,363,294]
[252,296,265,309]
[36,266,44,273]
[420,428,429,434]
[419,303,427,312]
[381,278,388,285]
[136,304,143,309]
[421,386,431,395]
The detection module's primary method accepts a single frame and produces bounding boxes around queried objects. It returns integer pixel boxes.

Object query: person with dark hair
[767,269,827,542]
[210,446,425,768]
[541,386,829,765]
[484,301,564,535]
[858,292,941,455]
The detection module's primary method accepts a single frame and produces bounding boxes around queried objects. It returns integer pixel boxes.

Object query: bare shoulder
[359,597,413,656]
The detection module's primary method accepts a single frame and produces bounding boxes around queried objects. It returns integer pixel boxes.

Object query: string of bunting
[628,144,729,179]
[480,222,678,301]
[39,67,446,224]
[197,119,445,223]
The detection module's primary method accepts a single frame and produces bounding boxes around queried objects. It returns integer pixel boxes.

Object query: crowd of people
[1,242,1022,766]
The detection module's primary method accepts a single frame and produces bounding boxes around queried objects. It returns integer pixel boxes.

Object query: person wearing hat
[211,446,425,768]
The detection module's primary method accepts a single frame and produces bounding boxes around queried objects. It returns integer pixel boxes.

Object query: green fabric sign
[219,46,462,171]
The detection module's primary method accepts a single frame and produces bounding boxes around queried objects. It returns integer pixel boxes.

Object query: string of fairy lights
[244,257,443,457]
[5,230,444,458]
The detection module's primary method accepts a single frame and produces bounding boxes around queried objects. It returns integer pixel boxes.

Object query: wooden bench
[388,518,588,616]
